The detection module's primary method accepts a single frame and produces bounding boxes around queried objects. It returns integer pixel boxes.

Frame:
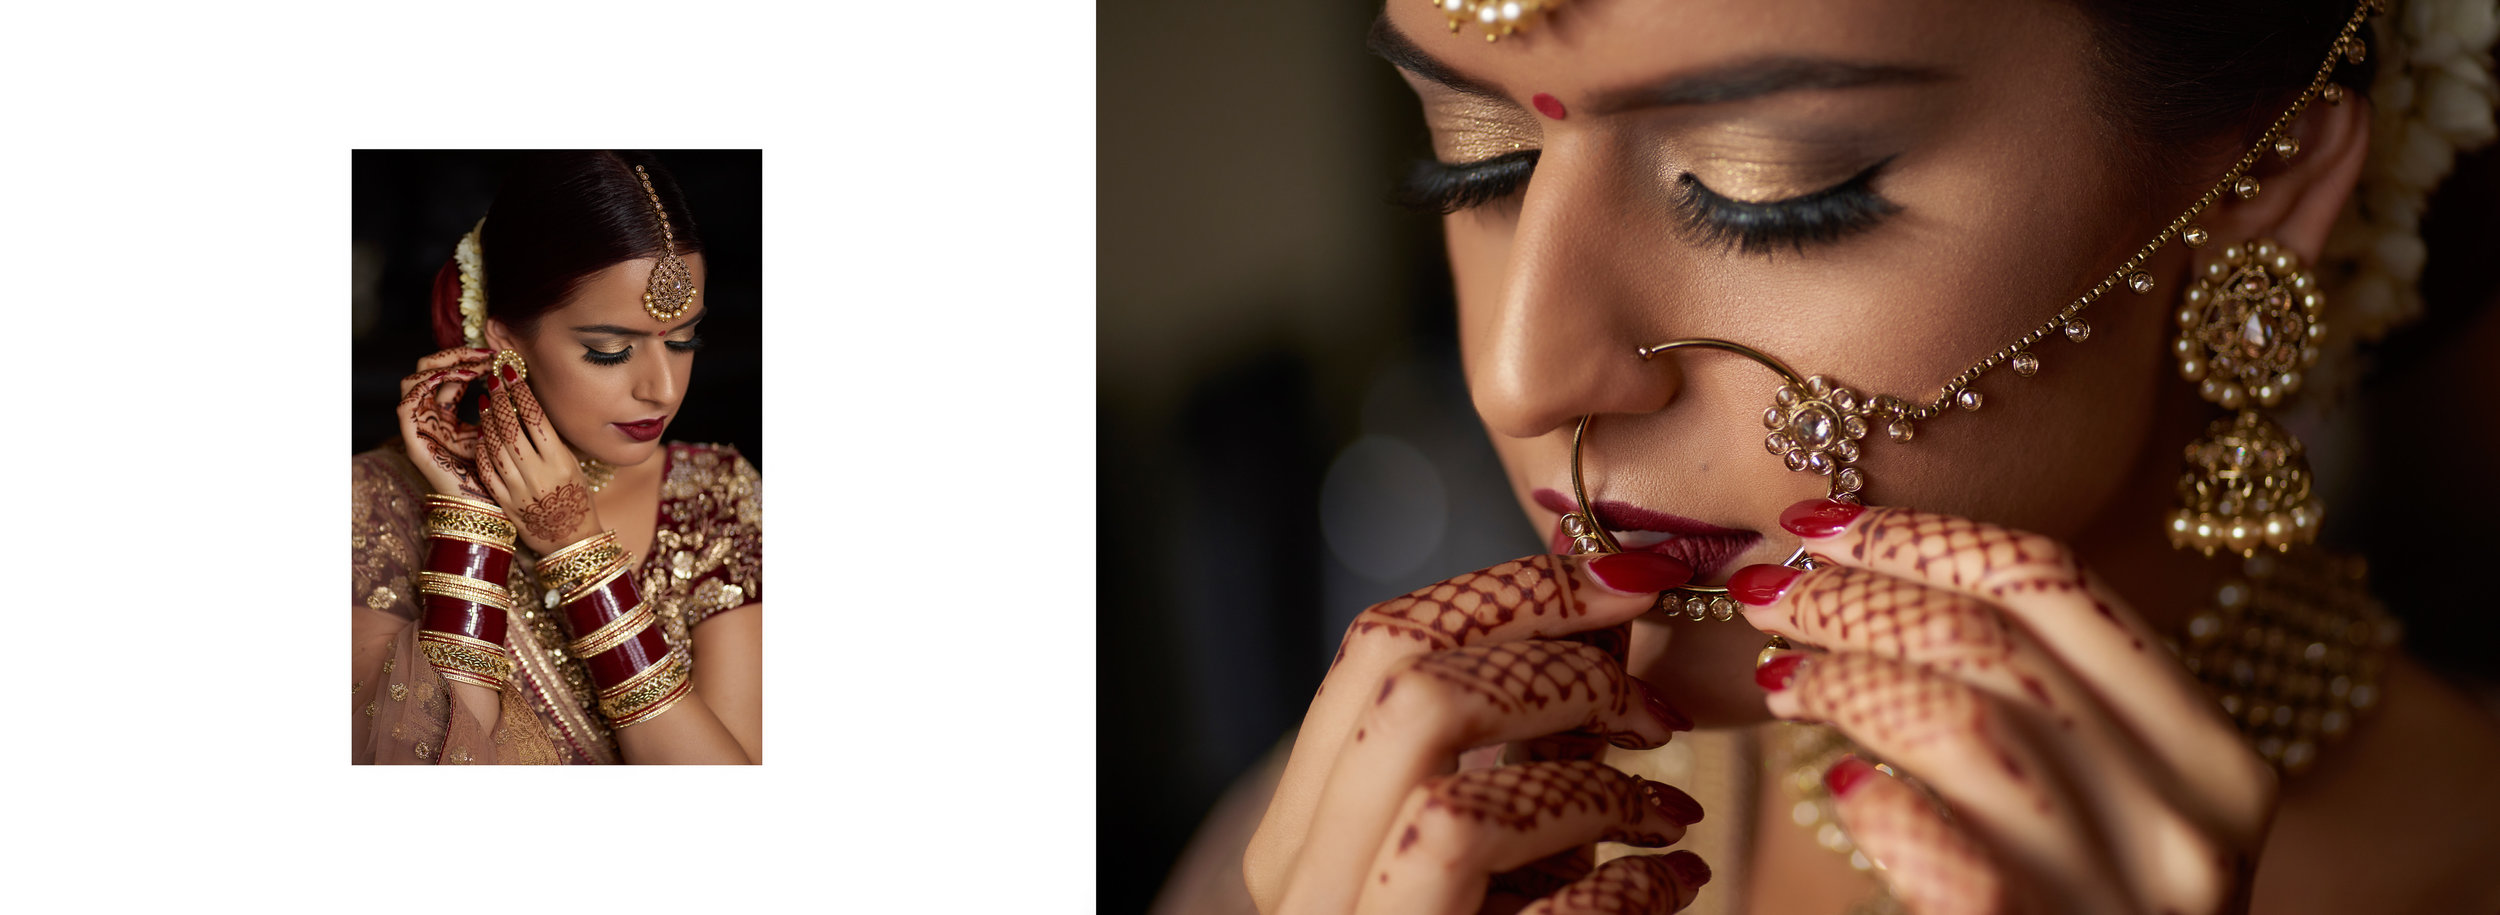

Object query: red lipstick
[615,417,665,442]
[1532,488,1761,580]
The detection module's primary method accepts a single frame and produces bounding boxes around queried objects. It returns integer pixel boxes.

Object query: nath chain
[1878,2,2376,429]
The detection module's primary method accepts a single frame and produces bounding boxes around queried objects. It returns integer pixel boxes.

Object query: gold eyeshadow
[1411,81,1541,163]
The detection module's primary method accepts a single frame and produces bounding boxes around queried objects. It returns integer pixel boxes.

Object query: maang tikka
[1558,0,2382,613]
[634,164,698,322]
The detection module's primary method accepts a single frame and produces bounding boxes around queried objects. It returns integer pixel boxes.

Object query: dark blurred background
[351,150,761,467]
[1099,4,1539,912]
[1099,5,2500,909]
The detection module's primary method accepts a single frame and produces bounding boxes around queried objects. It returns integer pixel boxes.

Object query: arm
[614,600,758,764]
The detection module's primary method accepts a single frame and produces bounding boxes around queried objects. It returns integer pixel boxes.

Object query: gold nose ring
[1563,338,1821,622]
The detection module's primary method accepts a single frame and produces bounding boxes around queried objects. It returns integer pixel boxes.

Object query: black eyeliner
[1674,156,1900,254]
[1394,149,1540,214]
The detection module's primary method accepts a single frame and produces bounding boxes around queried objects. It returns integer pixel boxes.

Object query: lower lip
[1532,490,1762,581]
[615,419,665,442]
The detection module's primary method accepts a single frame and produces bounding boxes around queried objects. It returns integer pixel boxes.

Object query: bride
[1232,1,2500,912]
[351,151,762,765]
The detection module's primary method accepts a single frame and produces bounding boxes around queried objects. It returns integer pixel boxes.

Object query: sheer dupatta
[351,449,564,764]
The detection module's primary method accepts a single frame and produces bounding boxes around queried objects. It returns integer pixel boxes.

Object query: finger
[486,427,531,507]
[477,441,517,509]
[418,346,495,371]
[1355,761,1701,915]
[1311,553,1687,752]
[1296,641,1694,913]
[1822,757,2003,915]
[398,366,477,411]
[402,348,495,396]
[1251,552,1691,909]
[479,378,521,462]
[1733,561,2199,898]
[1780,499,2272,826]
[1515,851,1711,915]
[507,380,566,459]
[1763,650,2124,909]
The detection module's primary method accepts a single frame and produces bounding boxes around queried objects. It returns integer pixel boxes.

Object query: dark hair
[428,151,705,348]
[2072,0,2378,189]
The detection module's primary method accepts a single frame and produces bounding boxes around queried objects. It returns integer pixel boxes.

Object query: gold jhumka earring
[634,164,698,323]
[2165,239,2325,556]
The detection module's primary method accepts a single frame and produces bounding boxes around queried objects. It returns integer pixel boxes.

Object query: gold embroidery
[354,443,756,764]
[389,683,408,702]
[365,702,378,718]
[412,741,433,760]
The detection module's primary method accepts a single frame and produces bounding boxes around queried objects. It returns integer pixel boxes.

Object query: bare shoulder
[2254,656,2500,913]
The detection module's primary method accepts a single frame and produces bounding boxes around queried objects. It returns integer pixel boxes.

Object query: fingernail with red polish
[1664,851,1712,887]
[1639,779,1705,825]
[1755,653,1804,692]
[500,366,519,384]
[1634,677,1693,732]
[1826,755,1878,799]
[1779,498,1864,538]
[1587,552,1695,594]
[1728,564,1803,606]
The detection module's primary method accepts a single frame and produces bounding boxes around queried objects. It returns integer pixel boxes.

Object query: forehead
[544,254,709,331]
[1384,0,2054,98]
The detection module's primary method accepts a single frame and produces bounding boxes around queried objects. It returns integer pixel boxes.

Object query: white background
[6,2,1097,910]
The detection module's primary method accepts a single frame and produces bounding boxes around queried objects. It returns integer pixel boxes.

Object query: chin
[1631,613,1781,728]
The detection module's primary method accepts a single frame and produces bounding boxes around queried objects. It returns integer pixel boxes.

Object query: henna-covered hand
[1247,553,1714,915]
[395,347,493,499]
[1736,500,2273,915]
[476,356,604,553]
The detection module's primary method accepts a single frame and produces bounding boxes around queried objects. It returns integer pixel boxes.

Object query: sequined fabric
[351,442,761,764]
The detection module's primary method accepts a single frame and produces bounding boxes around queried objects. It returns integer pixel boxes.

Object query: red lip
[614,417,666,442]
[1532,488,1760,581]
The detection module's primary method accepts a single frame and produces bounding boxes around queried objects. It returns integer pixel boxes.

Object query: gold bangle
[540,530,619,569]
[568,601,655,659]
[414,571,516,611]
[418,631,513,690]
[539,541,626,594]
[595,651,677,704]
[601,658,692,727]
[423,507,518,549]
[560,558,633,608]
[423,493,507,516]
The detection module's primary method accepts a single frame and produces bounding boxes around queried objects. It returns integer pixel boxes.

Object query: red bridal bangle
[415,494,519,691]
[541,531,691,728]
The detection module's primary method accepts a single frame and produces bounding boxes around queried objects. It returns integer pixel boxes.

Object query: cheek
[1447,217,1514,383]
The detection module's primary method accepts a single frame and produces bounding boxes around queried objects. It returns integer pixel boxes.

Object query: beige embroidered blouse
[351,442,763,764]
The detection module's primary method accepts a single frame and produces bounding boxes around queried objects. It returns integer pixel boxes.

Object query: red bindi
[1531,93,1567,120]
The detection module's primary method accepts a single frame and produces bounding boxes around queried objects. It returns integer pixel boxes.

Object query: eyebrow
[1368,13,1951,114]
[572,307,707,337]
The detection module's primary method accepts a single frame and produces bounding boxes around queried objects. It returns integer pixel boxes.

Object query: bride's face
[1383,0,2214,719]
[489,254,707,470]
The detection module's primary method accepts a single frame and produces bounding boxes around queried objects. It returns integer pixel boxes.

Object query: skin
[1245,1,2500,912]
[392,253,764,764]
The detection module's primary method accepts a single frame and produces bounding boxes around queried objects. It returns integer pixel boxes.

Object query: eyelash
[1394,151,1899,253]
[582,334,705,366]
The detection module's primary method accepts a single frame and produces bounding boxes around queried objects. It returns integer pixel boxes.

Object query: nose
[634,345,684,409]
[1466,141,1684,441]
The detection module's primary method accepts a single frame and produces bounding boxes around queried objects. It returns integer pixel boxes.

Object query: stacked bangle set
[415,495,519,691]
[541,530,692,729]
[417,497,690,731]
